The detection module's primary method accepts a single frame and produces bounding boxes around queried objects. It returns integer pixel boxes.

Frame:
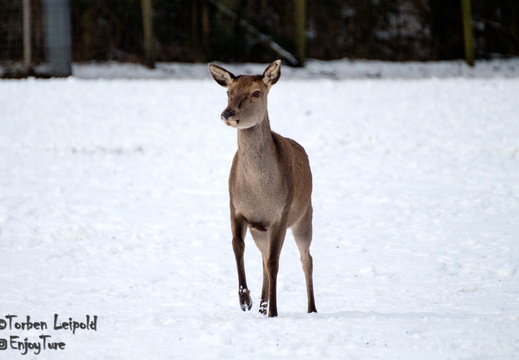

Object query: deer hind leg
[231,213,252,311]
[292,205,317,313]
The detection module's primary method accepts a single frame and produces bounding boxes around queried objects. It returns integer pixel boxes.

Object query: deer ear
[262,60,281,87]
[208,64,236,88]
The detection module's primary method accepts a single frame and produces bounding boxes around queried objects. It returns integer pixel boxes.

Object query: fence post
[23,0,32,75]
[294,0,306,66]
[141,0,155,68]
[42,0,72,77]
[461,0,474,66]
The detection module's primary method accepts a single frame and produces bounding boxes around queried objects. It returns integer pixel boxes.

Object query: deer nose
[222,109,235,120]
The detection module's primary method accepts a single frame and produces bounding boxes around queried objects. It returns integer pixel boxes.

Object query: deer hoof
[259,301,268,315]
[239,286,252,311]
[240,297,253,311]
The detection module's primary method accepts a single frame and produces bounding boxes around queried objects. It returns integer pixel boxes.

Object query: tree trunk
[461,0,474,66]
[294,0,306,66]
[141,0,155,68]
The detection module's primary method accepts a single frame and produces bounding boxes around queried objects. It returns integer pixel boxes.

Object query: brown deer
[208,60,317,317]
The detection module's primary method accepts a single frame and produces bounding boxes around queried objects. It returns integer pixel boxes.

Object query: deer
[208,60,317,317]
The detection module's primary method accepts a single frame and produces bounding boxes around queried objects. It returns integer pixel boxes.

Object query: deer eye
[252,91,261,98]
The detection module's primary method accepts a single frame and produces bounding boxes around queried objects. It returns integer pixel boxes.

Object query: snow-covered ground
[72,58,519,80]
[1,60,518,359]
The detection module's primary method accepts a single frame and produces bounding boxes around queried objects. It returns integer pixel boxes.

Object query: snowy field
[1,60,519,359]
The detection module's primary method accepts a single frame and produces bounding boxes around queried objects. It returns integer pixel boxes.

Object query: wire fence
[1,0,518,77]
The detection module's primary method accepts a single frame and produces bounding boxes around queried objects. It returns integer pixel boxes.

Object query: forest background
[1,0,518,69]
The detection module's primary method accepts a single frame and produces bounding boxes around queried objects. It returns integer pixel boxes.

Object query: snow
[72,58,519,80]
[1,60,518,359]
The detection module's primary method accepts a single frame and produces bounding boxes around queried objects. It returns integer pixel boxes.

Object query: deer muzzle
[222,109,235,120]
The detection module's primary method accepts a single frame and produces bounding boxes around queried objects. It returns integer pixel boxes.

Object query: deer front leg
[231,213,252,311]
[250,228,269,315]
[259,258,269,315]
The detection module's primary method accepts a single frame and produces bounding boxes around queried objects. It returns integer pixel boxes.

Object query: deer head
[208,60,281,129]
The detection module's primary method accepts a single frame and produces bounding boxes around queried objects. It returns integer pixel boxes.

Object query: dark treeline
[1,0,518,65]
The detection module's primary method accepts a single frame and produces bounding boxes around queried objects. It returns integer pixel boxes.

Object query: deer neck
[236,114,278,172]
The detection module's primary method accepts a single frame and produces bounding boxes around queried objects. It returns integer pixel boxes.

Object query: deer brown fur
[208,60,317,317]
